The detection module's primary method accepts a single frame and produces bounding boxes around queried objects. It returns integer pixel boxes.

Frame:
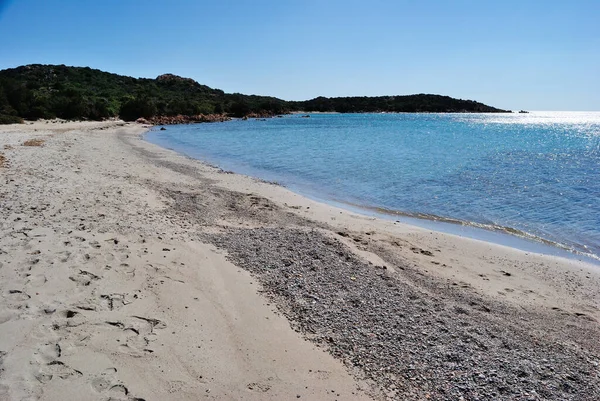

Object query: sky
[0,0,599,111]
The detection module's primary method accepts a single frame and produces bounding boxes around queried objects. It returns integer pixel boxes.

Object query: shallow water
[146,112,600,261]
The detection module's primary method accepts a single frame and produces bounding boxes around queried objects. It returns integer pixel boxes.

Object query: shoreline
[329,198,600,265]
[144,126,600,266]
[1,120,599,400]
[139,126,600,315]
[269,183,600,265]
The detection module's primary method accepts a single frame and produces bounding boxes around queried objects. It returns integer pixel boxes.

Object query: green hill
[0,64,509,123]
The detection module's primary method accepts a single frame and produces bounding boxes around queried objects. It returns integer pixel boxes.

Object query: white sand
[0,120,598,400]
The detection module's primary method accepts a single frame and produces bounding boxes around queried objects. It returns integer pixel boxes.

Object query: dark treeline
[0,64,509,124]
[290,95,509,113]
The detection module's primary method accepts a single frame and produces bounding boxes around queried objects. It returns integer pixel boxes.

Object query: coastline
[145,123,600,266]
[328,199,600,265]
[139,125,600,315]
[1,120,599,400]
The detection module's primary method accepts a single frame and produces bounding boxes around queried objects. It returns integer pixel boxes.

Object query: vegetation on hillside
[290,94,508,113]
[0,64,509,123]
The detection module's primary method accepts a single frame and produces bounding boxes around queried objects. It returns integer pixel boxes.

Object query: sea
[145,112,600,264]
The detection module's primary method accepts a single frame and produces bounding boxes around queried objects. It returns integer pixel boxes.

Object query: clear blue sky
[1,0,599,110]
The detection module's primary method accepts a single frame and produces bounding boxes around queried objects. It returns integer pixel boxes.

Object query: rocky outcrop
[243,111,278,119]
[142,114,231,125]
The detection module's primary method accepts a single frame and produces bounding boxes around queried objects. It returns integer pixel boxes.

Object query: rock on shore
[137,113,231,125]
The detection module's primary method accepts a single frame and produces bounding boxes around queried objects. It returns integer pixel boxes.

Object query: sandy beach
[1,120,599,400]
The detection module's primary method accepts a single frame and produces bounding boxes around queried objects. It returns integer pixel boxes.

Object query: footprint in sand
[26,274,47,287]
[105,316,166,358]
[90,367,124,393]
[35,360,83,383]
[3,290,31,311]
[111,263,136,277]
[573,312,596,321]
[55,250,72,263]
[69,270,101,286]
[74,301,97,312]
[98,293,135,311]
[410,247,434,256]
[49,309,88,328]
[35,342,61,364]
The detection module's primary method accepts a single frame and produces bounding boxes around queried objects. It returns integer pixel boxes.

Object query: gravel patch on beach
[208,227,600,401]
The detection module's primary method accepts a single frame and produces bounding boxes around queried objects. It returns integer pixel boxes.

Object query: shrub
[0,114,24,124]
[119,97,157,121]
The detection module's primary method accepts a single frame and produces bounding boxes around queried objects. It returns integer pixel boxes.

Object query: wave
[340,201,600,263]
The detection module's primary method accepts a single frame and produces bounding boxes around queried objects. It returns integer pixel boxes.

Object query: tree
[119,97,157,121]
[229,100,250,117]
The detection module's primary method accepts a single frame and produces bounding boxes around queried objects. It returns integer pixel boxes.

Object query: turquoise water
[146,112,600,261]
